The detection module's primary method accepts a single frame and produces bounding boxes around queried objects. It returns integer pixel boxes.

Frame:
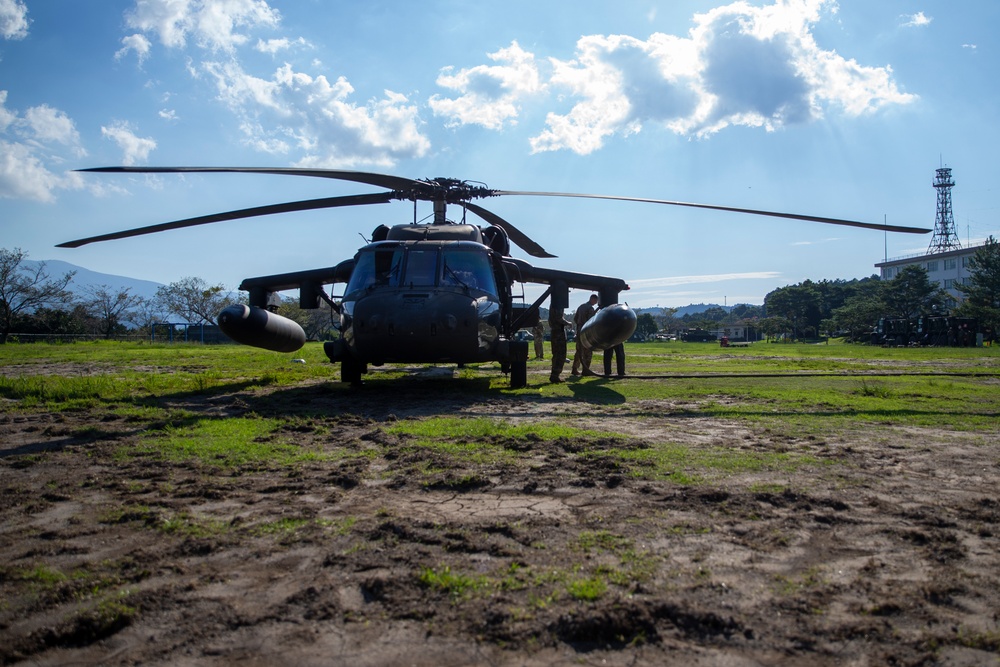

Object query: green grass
[3,340,999,473]
[385,416,619,442]
[0,340,336,409]
[128,416,328,468]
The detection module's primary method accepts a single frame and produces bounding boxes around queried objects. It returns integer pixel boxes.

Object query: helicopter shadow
[565,378,627,405]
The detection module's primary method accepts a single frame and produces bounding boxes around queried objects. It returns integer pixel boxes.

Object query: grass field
[2,339,999,665]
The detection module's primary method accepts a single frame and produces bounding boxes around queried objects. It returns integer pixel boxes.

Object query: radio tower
[927,166,961,253]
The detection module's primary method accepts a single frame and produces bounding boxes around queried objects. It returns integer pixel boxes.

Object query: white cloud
[0,0,29,40]
[118,1,426,168]
[0,140,61,201]
[124,0,280,53]
[203,61,429,167]
[100,121,157,165]
[901,12,932,28]
[628,272,782,288]
[158,108,178,121]
[432,0,915,155]
[0,90,16,132]
[116,33,152,63]
[23,105,85,154]
[0,91,86,201]
[429,41,544,130]
[255,36,307,54]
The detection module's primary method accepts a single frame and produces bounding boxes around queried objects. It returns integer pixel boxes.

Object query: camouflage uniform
[548,307,569,383]
[532,321,545,359]
[571,297,598,375]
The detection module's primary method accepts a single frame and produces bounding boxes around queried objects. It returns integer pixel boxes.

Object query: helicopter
[59,167,931,388]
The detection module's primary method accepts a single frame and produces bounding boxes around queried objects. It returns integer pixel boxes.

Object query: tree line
[761,236,1000,340]
[634,237,1000,342]
[4,238,999,344]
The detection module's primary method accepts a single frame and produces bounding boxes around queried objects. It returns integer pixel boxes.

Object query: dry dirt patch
[1,382,999,666]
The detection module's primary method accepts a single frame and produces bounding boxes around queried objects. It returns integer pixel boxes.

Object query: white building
[874,241,986,305]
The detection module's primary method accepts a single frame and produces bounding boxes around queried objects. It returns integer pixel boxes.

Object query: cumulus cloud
[0,0,29,39]
[100,120,157,165]
[202,60,429,167]
[429,41,544,130]
[119,0,426,167]
[115,33,152,63]
[0,91,85,201]
[255,36,308,54]
[124,0,280,53]
[23,105,85,154]
[433,0,916,155]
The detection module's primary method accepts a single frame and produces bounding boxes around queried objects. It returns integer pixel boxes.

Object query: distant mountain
[635,303,731,317]
[25,260,163,301]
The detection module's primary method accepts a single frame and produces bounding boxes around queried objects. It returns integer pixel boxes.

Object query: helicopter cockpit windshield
[441,247,496,295]
[346,243,497,297]
[345,247,403,292]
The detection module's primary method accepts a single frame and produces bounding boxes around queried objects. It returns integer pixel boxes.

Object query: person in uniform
[604,342,625,377]
[532,320,545,360]
[571,294,599,376]
[548,306,571,383]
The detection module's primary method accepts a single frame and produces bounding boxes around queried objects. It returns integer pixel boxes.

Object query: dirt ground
[2,365,999,666]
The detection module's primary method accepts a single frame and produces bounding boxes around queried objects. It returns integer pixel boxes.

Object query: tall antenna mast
[927,166,961,253]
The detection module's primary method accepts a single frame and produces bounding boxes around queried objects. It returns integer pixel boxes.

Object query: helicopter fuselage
[337,239,506,365]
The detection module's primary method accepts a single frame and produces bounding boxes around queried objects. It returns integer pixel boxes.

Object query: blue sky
[2,0,997,308]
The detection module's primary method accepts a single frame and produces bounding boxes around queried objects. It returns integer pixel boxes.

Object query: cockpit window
[346,247,403,293]
[346,245,497,295]
[442,249,497,295]
[403,249,438,286]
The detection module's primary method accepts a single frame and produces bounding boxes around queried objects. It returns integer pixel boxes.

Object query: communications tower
[927,166,961,253]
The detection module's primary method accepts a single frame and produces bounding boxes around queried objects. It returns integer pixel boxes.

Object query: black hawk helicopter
[59,167,930,387]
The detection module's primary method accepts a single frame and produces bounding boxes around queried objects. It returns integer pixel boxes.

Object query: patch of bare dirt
[2,379,999,666]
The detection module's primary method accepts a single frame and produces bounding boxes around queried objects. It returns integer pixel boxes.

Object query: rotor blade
[77,166,423,192]
[57,192,394,248]
[494,190,932,235]
[464,202,556,258]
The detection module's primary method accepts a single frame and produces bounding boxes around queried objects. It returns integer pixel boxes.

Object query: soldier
[548,305,571,383]
[571,294,599,376]
[532,320,545,360]
[603,342,625,377]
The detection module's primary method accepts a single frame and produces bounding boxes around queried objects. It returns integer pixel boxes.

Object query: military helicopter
[59,167,930,387]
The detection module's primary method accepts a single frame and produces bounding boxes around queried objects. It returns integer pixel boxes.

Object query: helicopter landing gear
[341,352,365,386]
[509,340,529,389]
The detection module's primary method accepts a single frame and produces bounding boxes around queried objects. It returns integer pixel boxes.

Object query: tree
[759,316,793,341]
[277,297,339,341]
[156,277,238,325]
[653,307,679,332]
[955,236,1000,338]
[0,248,75,343]
[882,265,946,319]
[731,303,764,320]
[634,312,658,341]
[826,280,887,341]
[83,284,145,338]
[765,282,821,338]
[11,305,95,336]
